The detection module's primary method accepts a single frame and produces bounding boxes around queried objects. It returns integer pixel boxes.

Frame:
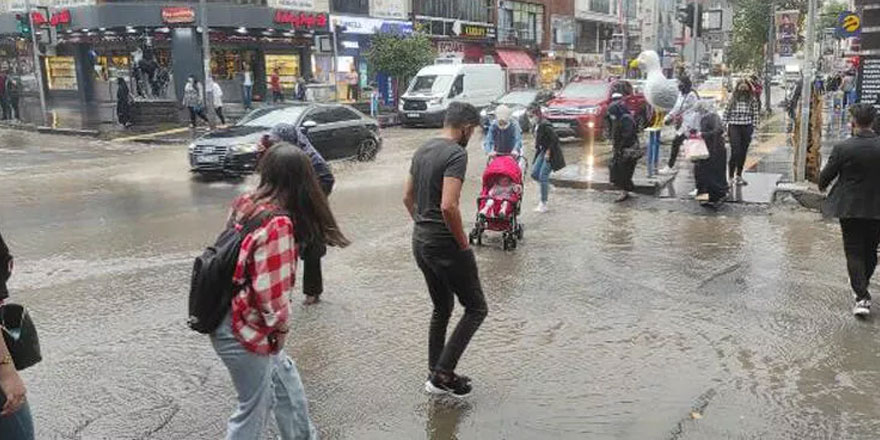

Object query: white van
[399,62,505,127]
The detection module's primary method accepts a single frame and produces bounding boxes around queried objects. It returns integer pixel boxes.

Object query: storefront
[495,49,537,89]
[0,2,331,105]
[329,14,412,102]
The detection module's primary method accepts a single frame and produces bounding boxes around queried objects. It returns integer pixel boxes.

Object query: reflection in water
[425,398,471,440]
[602,204,635,250]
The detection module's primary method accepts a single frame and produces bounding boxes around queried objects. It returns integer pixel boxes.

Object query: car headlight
[428,97,443,106]
[480,108,487,117]
[230,144,258,154]
[577,106,599,115]
[188,143,196,152]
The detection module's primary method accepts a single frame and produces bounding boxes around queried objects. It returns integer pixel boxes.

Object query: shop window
[97,55,131,82]
[417,0,489,23]
[45,56,76,90]
[265,54,300,90]
[331,0,368,14]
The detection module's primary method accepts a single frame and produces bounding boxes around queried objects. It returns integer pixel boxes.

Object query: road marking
[112,127,190,143]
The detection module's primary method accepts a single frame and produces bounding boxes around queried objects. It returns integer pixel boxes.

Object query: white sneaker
[689,188,699,198]
[658,166,676,175]
[854,299,872,316]
[534,202,548,213]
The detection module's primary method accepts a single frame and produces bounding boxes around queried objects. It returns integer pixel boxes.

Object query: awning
[496,49,537,72]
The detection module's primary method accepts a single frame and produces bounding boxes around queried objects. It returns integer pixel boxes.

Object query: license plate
[552,122,569,128]
[407,113,420,118]
[197,155,220,164]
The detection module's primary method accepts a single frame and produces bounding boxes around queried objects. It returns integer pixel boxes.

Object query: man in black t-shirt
[404,102,488,398]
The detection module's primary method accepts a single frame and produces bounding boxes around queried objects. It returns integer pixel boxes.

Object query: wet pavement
[2,125,880,440]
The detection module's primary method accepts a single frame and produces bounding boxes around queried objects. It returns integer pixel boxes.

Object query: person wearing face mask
[482,104,523,157]
[404,102,488,398]
[182,74,209,128]
[660,76,699,175]
[724,79,761,186]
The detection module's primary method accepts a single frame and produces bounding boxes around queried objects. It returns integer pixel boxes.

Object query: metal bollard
[645,127,661,177]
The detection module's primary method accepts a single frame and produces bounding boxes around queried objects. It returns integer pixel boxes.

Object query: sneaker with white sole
[425,373,472,398]
[658,166,676,175]
[689,188,699,198]
[854,299,872,316]
[534,202,548,213]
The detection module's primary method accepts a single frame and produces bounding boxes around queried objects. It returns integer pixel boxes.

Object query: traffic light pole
[24,0,47,126]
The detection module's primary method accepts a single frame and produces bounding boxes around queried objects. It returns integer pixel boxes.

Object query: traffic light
[677,4,703,37]
[15,13,31,37]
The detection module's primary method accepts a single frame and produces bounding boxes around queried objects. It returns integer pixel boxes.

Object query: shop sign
[52,0,95,7]
[371,0,406,20]
[274,11,328,30]
[50,9,71,26]
[331,15,412,35]
[419,18,495,40]
[162,7,195,24]
[458,23,490,39]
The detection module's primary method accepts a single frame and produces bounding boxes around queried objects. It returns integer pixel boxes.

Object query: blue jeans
[0,402,34,440]
[242,85,253,110]
[531,153,551,203]
[211,313,317,440]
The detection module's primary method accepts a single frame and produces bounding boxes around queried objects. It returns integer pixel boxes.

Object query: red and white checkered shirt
[228,195,297,355]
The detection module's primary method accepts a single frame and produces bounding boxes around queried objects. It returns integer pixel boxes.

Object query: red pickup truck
[543,79,649,140]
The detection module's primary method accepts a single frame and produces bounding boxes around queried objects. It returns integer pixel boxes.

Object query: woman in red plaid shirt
[212,143,349,440]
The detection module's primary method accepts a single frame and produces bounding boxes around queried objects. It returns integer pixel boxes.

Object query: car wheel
[357,137,380,162]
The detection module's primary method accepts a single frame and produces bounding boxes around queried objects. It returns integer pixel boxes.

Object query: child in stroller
[469,154,525,250]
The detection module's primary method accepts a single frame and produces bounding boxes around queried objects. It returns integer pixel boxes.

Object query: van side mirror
[301,120,318,131]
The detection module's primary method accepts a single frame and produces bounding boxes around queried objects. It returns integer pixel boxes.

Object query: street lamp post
[199,0,215,129]
[24,0,47,126]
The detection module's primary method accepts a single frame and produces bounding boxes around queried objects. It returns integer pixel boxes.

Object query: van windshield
[409,75,453,95]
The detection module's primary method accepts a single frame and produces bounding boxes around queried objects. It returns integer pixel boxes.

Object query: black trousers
[188,106,208,126]
[840,218,880,301]
[302,244,324,297]
[728,124,754,178]
[413,234,488,374]
[669,133,686,168]
[214,106,226,125]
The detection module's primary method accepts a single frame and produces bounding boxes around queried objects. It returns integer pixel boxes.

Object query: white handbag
[684,135,710,162]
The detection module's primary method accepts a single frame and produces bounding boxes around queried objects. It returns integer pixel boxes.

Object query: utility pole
[692,1,700,77]
[199,0,215,129]
[764,0,774,113]
[24,0,47,126]
[622,0,629,73]
[796,0,816,182]
[332,25,339,102]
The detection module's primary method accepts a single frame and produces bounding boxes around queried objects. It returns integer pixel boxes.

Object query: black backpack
[188,210,280,334]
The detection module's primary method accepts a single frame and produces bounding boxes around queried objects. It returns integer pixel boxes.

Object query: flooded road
[1,127,877,439]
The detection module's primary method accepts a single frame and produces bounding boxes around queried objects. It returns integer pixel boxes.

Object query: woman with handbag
[693,101,729,206]
[213,144,349,438]
[183,75,209,129]
[608,96,643,202]
[530,104,565,213]
[0,232,34,440]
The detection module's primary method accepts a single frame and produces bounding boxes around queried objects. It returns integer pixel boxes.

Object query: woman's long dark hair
[252,142,350,248]
[733,79,752,102]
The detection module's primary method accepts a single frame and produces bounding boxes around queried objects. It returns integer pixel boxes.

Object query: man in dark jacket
[819,103,880,317]
[270,123,335,304]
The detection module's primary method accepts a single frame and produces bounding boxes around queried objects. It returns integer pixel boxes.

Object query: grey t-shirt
[410,137,468,240]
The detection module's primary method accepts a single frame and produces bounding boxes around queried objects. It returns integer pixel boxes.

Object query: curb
[36,126,100,137]
[773,182,824,211]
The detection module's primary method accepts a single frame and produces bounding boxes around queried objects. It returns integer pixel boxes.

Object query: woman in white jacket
[660,76,699,174]
[211,80,226,125]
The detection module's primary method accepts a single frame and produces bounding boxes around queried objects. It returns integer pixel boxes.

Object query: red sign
[162,7,195,24]
[273,10,328,29]
[30,11,47,26]
[50,9,71,26]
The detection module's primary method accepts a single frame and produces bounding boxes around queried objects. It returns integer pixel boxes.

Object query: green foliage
[819,1,849,32]
[728,0,807,71]
[366,31,435,80]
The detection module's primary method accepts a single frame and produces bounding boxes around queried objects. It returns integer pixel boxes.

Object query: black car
[189,103,381,175]
[479,89,553,133]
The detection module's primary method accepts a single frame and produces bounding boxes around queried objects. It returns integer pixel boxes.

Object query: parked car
[188,103,381,176]
[543,79,648,140]
[480,89,553,132]
[399,62,505,127]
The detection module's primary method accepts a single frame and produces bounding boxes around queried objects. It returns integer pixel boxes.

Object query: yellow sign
[843,14,860,32]
[462,25,487,37]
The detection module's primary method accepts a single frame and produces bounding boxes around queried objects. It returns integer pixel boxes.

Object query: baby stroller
[469,154,524,251]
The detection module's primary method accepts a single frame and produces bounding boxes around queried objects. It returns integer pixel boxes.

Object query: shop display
[45,56,77,90]
[265,54,300,90]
